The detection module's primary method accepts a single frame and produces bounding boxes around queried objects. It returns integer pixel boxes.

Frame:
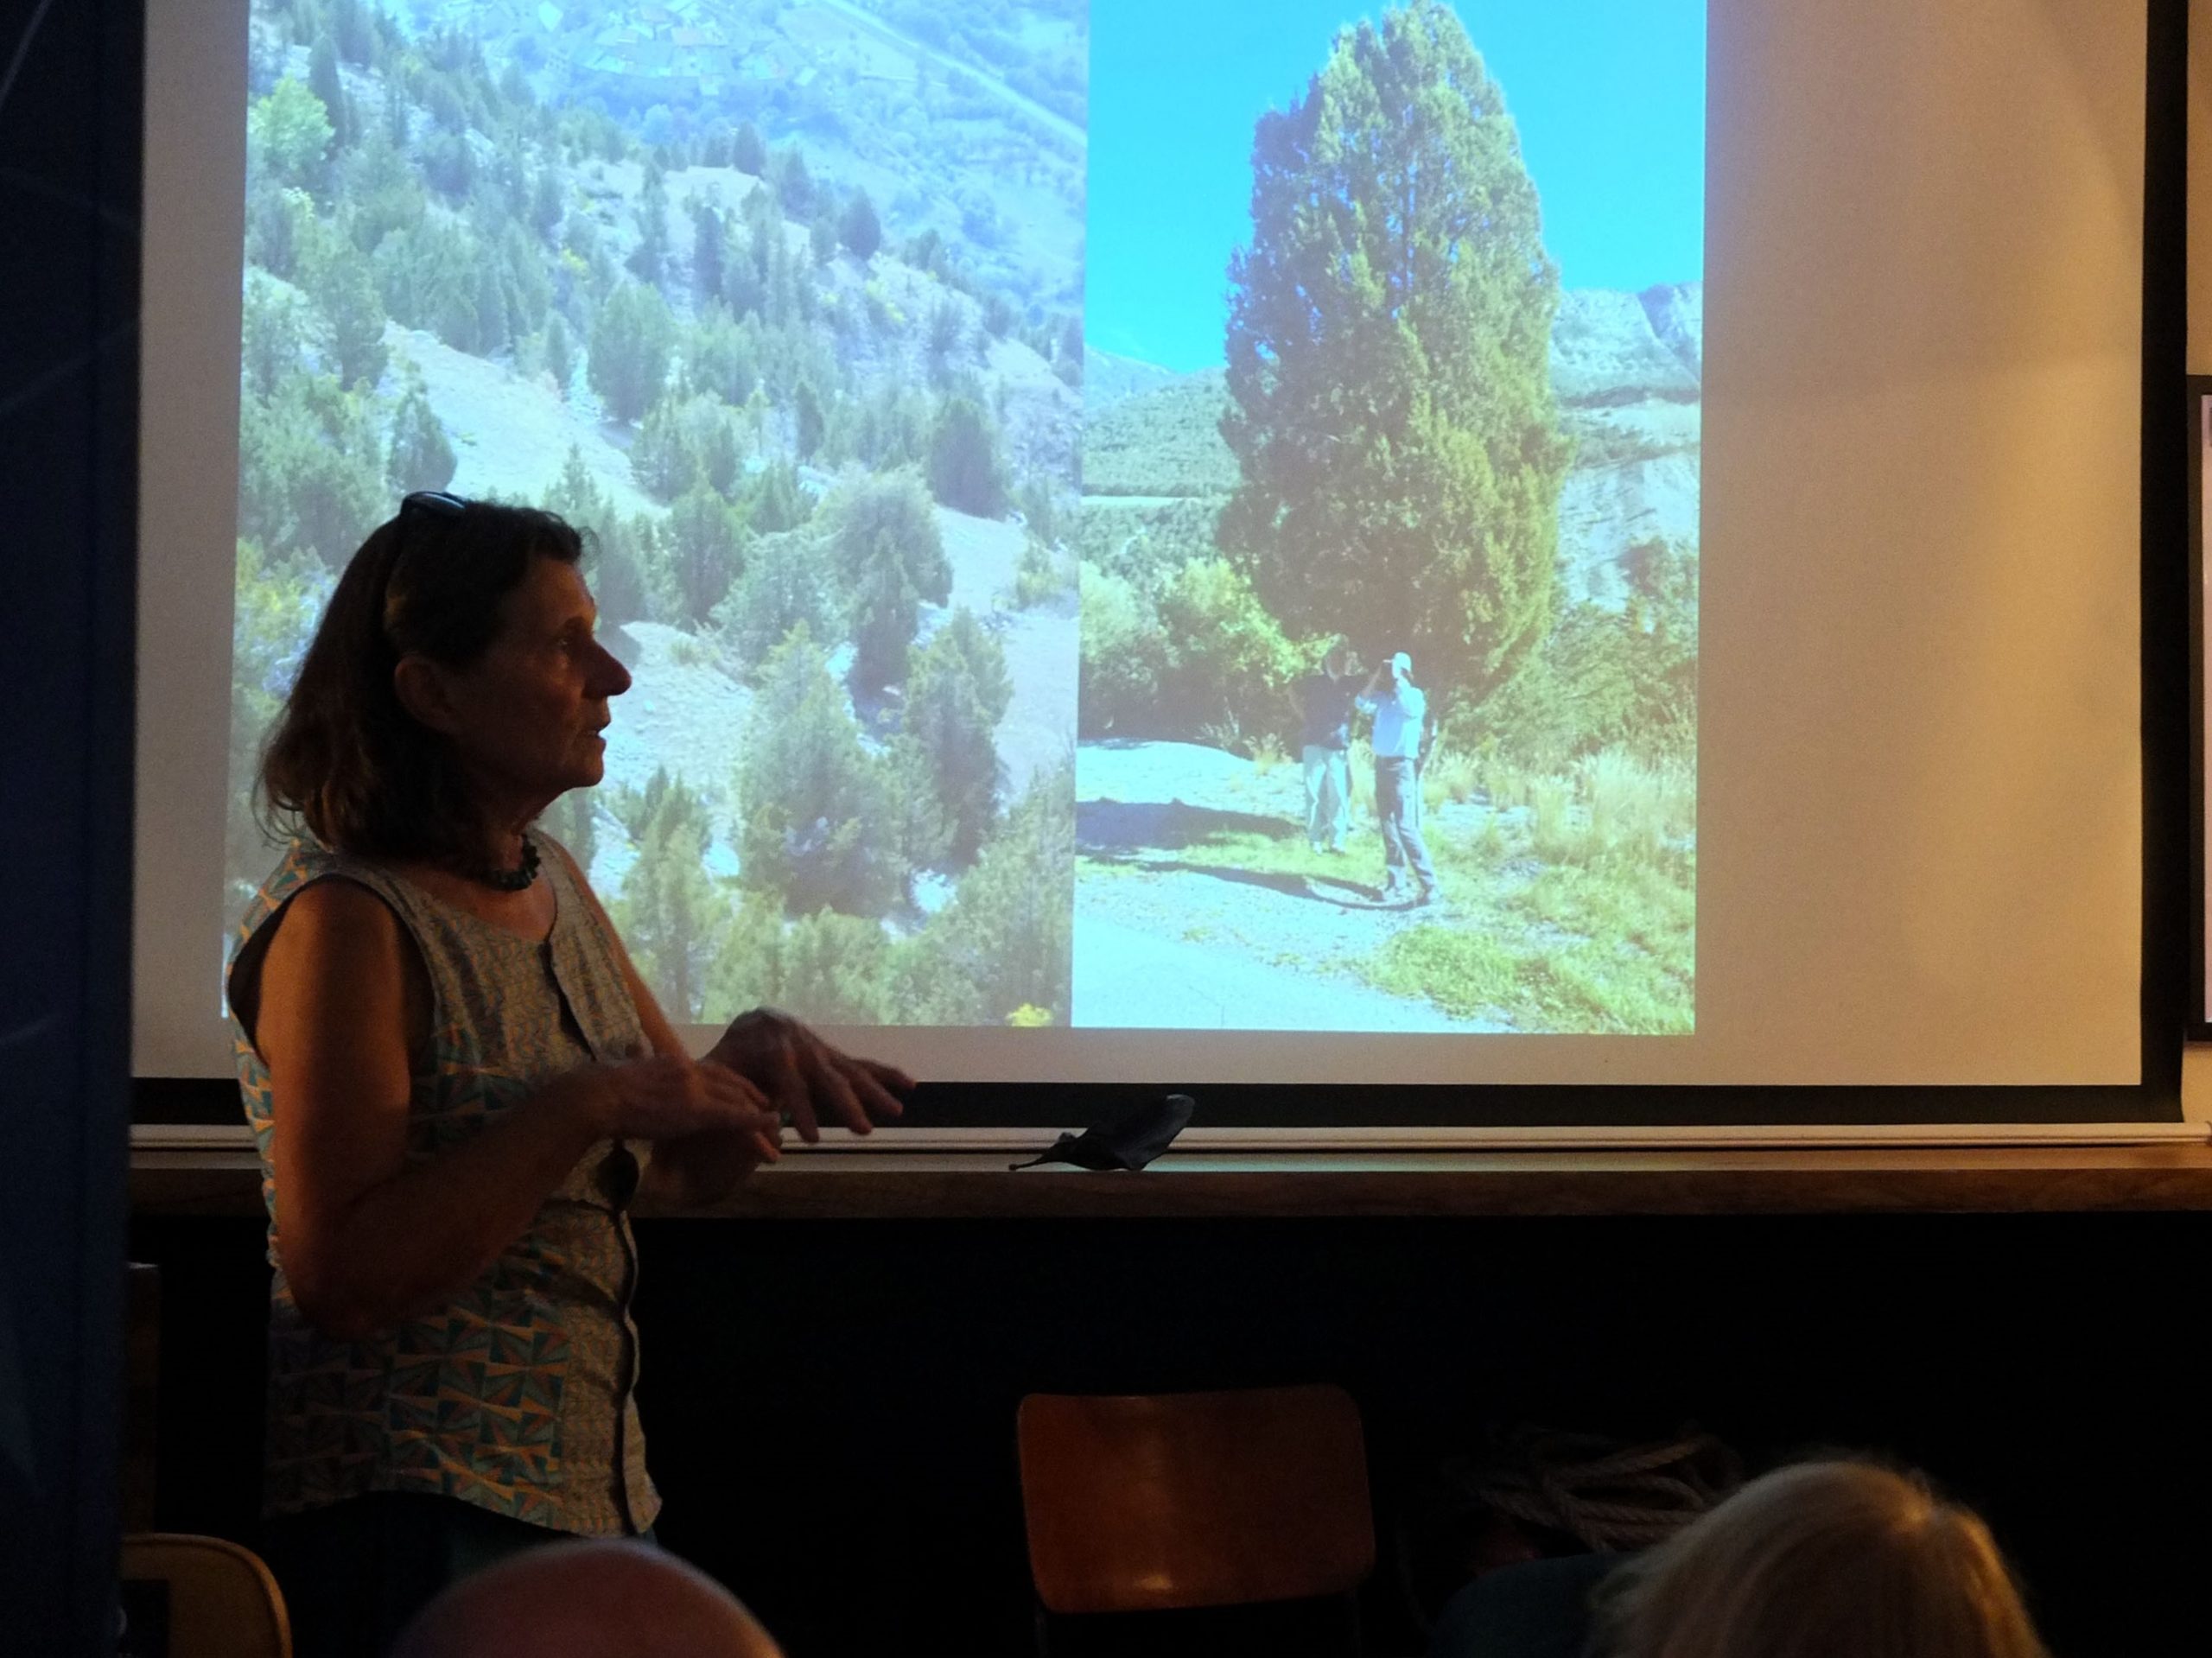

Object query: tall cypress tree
[1219,0,1570,715]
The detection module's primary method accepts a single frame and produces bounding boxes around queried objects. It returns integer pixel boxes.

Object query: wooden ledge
[130,1143,2212,1220]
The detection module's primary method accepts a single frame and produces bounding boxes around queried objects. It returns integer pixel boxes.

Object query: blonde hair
[1599,1461,2048,1658]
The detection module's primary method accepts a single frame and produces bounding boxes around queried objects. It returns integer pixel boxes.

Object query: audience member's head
[389,1540,782,1658]
[1598,1459,2047,1658]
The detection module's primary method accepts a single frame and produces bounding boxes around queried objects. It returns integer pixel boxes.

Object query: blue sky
[1086,2,1707,373]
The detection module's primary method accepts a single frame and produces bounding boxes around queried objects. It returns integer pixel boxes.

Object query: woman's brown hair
[258,497,587,865]
[1598,1460,2048,1658]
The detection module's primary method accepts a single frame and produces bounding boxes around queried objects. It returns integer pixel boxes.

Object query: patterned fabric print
[233,838,660,1536]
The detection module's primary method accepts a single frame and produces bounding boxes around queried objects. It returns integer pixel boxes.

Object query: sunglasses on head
[400,490,467,520]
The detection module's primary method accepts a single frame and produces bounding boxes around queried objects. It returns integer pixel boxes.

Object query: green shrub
[630,397,698,500]
[248,79,333,192]
[773,909,895,1024]
[683,302,758,406]
[1076,562,1168,738]
[737,628,906,918]
[1013,532,1069,609]
[664,486,747,626]
[374,217,494,353]
[908,765,1073,1024]
[241,273,309,399]
[238,370,387,569]
[1154,558,1300,751]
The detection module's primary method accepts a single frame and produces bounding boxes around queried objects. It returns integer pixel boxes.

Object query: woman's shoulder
[241,845,420,962]
[230,842,422,1049]
[240,840,407,929]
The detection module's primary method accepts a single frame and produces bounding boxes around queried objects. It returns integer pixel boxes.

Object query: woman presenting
[226,493,909,1656]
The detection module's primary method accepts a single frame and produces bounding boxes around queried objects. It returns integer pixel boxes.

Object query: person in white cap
[1356,651,1439,905]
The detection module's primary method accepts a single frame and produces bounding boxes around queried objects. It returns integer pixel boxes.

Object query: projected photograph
[227,0,1084,1026]
[1074,0,1703,1033]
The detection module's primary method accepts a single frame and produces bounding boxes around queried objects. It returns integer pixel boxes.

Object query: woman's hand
[572,1053,783,1150]
[705,1008,913,1143]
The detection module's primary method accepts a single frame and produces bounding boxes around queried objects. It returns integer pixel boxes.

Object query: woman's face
[429,556,632,816]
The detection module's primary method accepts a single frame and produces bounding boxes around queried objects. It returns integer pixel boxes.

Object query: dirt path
[926,508,1077,796]
[1073,741,1515,1033]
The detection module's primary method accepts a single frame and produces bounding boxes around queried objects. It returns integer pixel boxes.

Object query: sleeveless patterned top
[230,837,660,1535]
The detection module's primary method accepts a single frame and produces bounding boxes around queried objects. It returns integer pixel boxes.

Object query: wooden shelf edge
[130,1145,2212,1220]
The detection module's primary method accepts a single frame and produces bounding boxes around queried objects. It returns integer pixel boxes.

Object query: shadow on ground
[1081,845,1428,913]
[1077,798,1296,852]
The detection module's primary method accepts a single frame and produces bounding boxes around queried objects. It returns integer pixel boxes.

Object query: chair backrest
[1016,1384,1375,1616]
[120,1533,292,1658]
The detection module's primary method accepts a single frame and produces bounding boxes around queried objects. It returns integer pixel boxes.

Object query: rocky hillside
[1552,282,1701,607]
[1079,280,1704,608]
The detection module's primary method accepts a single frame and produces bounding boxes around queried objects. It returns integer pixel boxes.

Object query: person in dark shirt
[1293,644,1358,853]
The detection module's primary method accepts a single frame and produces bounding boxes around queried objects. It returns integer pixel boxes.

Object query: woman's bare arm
[258,879,767,1337]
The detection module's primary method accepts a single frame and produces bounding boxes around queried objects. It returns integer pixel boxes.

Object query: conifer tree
[691,200,724,301]
[926,395,1005,517]
[1219,0,1570,714]
[731,121,766,175]
[903,607,1012,865]
[738,628,905,918]
[747,460,810,534]
[386,384,456,492]
[826,470,950,692]
[530,167,563,242]
[308,35,356,150]
[839,189,882,261]
[309,245,387,389]
[629,160,671,284]
[793,377,825,461]
[665,486,746,626]
[917,764,1073,1023]
[611,773,727,1021]
[544,313,573,395]
[588,280,675,422]
[713,529,833,685]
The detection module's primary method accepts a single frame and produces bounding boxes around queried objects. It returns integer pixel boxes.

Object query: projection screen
[137,0,2151,1109]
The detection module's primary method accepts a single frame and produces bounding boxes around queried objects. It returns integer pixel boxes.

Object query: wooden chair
[119,1534,291,1658]
[1016,1384,1374,1655]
